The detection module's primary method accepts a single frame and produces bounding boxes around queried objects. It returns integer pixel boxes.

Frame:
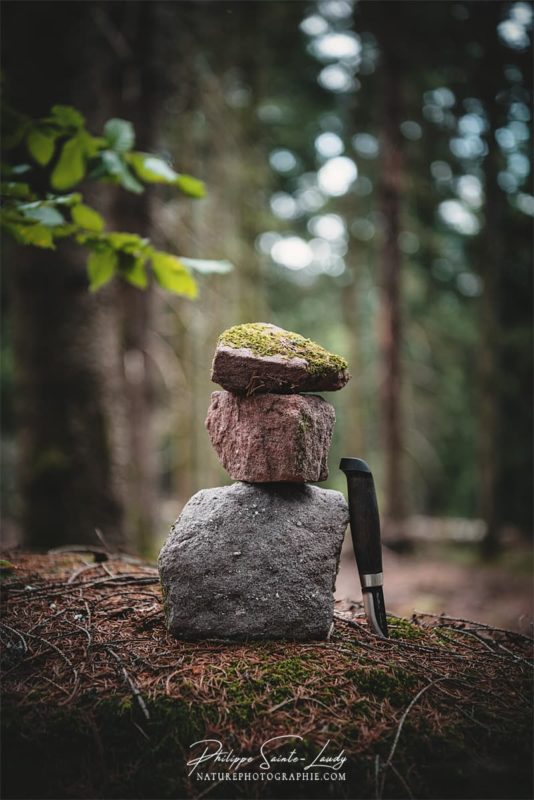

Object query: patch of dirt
[335,534,533,634]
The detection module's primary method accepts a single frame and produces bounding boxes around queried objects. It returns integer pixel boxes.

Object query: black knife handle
[340,458,383,578]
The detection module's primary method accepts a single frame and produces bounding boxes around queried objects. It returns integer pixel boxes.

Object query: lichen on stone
[218,322,348,376]
[295,410,311,472]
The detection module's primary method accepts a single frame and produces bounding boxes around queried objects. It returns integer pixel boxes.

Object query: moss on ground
[345,665,419,706]
[387,617,426,640]
[218,323,348,376]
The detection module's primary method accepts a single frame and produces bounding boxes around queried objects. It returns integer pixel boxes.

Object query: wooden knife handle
[340,458,383,578]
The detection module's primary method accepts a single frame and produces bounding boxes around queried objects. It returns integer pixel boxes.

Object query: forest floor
[335,533,533,634]
[1,550,533,800]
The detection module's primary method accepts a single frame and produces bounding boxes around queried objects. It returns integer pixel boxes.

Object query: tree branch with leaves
[1,104,232,296]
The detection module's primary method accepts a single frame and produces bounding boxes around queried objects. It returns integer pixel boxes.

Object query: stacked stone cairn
[158,323,351,641]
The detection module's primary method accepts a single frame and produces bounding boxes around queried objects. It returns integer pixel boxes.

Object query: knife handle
[340,458,383,580]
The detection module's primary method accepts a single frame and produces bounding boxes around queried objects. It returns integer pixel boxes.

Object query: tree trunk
[3,2,130,548]
[9,246,127,548]
[102,1,168,554]
[474,4,507,557]
[377,42,407,545]
[477,180,502,558]
[340,275,365,456]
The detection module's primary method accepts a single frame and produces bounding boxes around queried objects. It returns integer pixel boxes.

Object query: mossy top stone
[211,322,350,394]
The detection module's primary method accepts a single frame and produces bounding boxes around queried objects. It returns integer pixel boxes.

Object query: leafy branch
[1,105,232,295]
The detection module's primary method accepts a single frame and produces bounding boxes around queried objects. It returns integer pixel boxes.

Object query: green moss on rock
[219,323,348,376]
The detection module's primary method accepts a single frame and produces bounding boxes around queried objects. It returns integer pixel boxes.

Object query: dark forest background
[1,0,532,625]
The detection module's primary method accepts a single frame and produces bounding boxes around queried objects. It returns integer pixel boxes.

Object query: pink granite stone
[205,390,335,483]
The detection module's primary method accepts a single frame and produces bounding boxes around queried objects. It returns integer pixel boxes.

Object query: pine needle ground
[1,551,532,800]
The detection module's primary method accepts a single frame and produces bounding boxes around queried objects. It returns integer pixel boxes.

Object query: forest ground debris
[1,550,533,800]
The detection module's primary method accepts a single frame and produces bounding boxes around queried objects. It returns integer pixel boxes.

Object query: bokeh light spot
[315,132,345,158]
[317,156,358,196]
[269,149,297,173]
[271,237,313,270]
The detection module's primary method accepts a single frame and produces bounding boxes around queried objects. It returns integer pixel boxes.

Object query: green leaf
[80,131,103,159]
[122,256,148,289]
[6,223,55,249]
[128,153,178,184]
[92,151,144,193]
[87,249,117,291]
[75,231,101,248]
[104,118,135,153]
[1,163,32,178]
[51,135,86,190]
[175,173,206,198]
[51,224,77,239]
[106,232,148,254]
[49,105,85,129]
[117,166,144,194]
[27,128,56,166]
[99,150,129,177]
[12,164,32,175]
[22,205,65,227]
[150,251,198,298]
[128,153,206,196]
[46,192,82,206]
[1,181,31,198]
[179,257,233,275]
[71,203,104,232]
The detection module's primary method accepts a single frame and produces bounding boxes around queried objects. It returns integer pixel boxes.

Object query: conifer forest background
[1,0,532,631]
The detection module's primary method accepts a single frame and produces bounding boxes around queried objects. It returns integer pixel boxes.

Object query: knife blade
[340,457,389,638]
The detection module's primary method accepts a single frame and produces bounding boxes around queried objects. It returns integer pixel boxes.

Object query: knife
[340,457,388,638]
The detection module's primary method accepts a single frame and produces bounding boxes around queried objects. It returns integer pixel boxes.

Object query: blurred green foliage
[1,104,229,297]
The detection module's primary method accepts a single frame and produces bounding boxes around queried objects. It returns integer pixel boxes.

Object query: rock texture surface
[158,482,349,641]
[211,323,350,395]
[205,391,335,483]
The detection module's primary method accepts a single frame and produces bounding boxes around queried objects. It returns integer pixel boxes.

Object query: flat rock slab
[158,482,349,641]
[205,391,335,483]
[211,322,350,395]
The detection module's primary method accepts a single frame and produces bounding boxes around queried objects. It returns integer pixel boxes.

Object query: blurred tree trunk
[102,1,175,554]
[340,274,365,455]
[10,247,127,549]
[3,2,128,548]
[473,3,507,557]
[477,140,503,557]
[377,24,408,546]
[354,3,409,545]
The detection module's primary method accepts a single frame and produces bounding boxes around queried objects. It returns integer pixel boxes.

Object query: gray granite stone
[158,482,349,641]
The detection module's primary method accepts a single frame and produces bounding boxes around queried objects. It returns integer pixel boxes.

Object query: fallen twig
[414,611,534,644]
[378,678,445,798]
[67,562,104,584]
[0,621,28,653]
[106,646,150,721]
